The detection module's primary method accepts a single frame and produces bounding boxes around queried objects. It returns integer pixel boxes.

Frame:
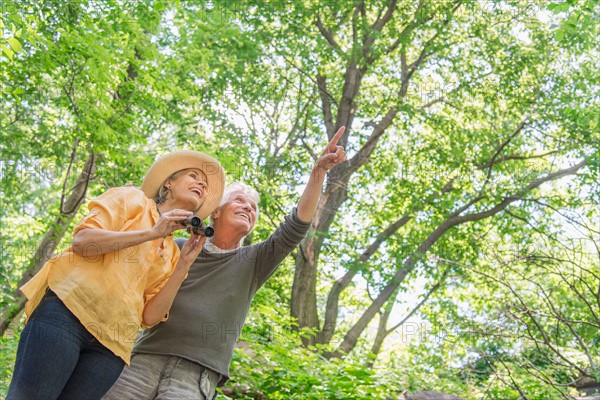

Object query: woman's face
[168,168,208,212]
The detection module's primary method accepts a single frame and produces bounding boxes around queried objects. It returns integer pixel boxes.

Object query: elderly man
[104,127,347,399]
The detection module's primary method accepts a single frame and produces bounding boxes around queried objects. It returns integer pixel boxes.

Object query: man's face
[214,190,258,236]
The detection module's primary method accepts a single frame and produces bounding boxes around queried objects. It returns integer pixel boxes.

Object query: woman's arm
[72,208,194,257]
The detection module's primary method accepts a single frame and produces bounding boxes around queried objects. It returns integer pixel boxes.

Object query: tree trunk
[0,151,96,335]
[368,301,394,367]
[291,175,349,345]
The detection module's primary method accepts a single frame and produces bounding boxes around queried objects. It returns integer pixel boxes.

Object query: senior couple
[7,127,347,399]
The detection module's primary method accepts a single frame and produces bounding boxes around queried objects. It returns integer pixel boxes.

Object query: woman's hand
[151,209,194,238]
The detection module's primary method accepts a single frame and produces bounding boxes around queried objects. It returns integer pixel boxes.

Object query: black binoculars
[182,216,215,237]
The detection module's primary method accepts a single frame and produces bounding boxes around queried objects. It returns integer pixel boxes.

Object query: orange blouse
[20,187,179,364]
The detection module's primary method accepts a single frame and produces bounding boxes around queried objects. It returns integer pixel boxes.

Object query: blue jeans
[7,290,125,400]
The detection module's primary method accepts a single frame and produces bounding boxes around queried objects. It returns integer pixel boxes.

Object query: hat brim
[141,150,225,220]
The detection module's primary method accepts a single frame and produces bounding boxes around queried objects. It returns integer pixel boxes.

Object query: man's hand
[178,233,205,269]
[142,233,205,327]
[297,126,348,222]
[315,126,347,172]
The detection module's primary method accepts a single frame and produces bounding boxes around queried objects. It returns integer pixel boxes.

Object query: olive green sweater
[133,209,310,383]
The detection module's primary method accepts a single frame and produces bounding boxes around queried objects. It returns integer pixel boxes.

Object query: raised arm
[141,233,205,326]
[297,126,347,222]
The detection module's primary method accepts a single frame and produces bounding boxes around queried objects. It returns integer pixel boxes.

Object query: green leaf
[554,29,564,41]
[0,44,14,60]
[7,37,22,52]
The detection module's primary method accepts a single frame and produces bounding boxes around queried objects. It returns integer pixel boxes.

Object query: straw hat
[141,150,225,220]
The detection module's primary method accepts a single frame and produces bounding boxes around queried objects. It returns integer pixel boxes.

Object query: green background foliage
[1,0,598,399]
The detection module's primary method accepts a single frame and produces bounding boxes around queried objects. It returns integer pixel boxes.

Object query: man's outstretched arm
[297,126,347,223]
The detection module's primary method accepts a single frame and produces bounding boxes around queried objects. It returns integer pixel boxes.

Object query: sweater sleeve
[254,208,311,287]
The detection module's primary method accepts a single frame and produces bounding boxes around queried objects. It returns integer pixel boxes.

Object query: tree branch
[345,107,398,177]
[330,159,587,356]
[319,178,455,344]
[317,75,335,136]
[386,281,442,335]
[457,159,588,224]
[371,0,397,32]
[315,13,340,49]
[477,151,559,169]
[484,115,530,181]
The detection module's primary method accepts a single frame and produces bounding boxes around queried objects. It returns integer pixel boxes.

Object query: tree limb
[371,0,397,32]
[317,75,335,136]
[315,13,340,49]
[329,159,588,356]
[457,159,588,224]
[319,179,456,344]
[1,151,97,336]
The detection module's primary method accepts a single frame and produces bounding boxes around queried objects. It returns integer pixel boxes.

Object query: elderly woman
[7,150,225,400]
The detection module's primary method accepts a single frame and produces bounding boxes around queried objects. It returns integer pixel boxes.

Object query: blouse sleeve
[73,187,147,234]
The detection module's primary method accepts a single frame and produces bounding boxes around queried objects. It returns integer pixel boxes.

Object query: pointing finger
[325,126,345,153]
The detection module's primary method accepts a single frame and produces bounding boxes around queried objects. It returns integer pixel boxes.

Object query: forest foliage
[1,1,598,399]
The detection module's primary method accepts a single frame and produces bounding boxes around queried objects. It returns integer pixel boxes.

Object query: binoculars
[182,216,215,237]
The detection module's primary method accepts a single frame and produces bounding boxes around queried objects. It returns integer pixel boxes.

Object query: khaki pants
[103,353,221,400]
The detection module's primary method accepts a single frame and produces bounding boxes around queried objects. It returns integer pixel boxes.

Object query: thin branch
[315,13,340,49]
[300,137,319,162]
[404,1,462,81]
[317,75,335,135]
[457,159,588,224]
[477,151,560,169]
[565,322,597,370]
[385,0,427,55]
[494,355,531,400]
[372,0,397,32]
[60,138,79,213]
[421,97,445,109]
[256,32,337,106]
[448,195,485,218]
[61,142,95,215]
[523,198,600,235]
[346,107,398,176]
[484,115,531,182]
[476,267,591,377]
[386,282,442,334]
